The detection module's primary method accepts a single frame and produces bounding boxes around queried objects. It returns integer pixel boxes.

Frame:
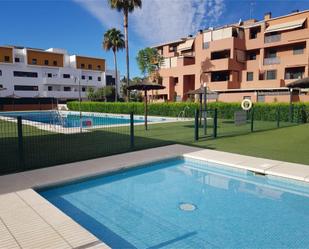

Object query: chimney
[199,29,203,34]
[264,12,272,21]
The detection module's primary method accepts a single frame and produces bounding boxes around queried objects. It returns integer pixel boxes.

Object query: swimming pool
[0,111,169,128]
[39,157,309,248]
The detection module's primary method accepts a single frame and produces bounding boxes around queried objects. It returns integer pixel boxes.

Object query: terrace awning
[286,77,309,88]
[265,18,306,33]
[177,39,194,52]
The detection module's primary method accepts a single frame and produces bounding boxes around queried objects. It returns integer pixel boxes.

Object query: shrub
[67,101,309,123]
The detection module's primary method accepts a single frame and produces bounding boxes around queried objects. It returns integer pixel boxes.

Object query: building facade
[154,10,309,103]
[0,46,118,100]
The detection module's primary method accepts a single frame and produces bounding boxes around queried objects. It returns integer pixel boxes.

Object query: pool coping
[0,144,309,249]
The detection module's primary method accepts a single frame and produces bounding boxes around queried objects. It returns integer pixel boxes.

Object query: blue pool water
[0,111,162,127]
[39,158,309,248]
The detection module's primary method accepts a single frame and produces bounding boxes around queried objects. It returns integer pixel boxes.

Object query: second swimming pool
[39,157,309,248]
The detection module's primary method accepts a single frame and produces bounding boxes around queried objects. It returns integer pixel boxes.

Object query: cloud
[73,0,225,45]
[73,0,122,29]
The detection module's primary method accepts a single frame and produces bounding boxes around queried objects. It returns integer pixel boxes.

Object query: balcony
[264,57,280,65]
[177,56,195,66]
[42,77,76,85]
[264,34,281,43]
[41,90,86,99]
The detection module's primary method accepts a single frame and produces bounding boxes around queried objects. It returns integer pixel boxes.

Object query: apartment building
[0,46,118,100]
[154,10,309,103]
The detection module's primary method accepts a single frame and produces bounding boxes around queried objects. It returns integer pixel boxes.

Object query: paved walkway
[0,144,308,249]
[0,144,200,195]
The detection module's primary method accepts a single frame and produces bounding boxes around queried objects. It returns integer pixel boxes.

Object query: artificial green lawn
[0,118,308,175]
[133,121,309,165]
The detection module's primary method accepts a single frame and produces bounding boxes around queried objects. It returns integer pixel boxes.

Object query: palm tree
[103,28,125,102]
[108,0,142,99]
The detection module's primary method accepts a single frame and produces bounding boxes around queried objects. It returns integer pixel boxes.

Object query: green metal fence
[194,106,303,141]
[0,106,305,175]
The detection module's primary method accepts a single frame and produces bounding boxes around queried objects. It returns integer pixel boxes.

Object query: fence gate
[194,109,217,141]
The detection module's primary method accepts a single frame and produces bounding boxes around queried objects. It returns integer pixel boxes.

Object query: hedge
[67,101,309,122]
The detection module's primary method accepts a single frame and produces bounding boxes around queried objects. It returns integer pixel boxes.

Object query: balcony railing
[264,57,280,65]
[264,34,281,43]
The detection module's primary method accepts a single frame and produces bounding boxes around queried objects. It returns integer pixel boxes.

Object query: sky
[1,0,309,78]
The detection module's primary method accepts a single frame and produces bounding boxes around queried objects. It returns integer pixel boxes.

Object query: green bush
[67,101,309,123]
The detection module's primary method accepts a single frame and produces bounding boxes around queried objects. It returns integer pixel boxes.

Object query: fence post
[130,112,134,148]
[213,108,218,138]
[289,104,294,123]
[17,116,25,170]
[250,108,254,132]
[277,107,280,128]
[194,109,199,141]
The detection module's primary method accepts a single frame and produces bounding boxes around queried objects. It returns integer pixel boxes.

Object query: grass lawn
[0,118,308,174]
[132,121,309,165]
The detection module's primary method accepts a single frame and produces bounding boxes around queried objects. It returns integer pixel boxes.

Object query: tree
[107,0,142,98]
[136,47,163,80]
[87,87,96,101]
[103,28,125,102]
[86,86,116,102]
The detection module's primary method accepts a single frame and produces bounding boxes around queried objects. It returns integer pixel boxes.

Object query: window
[81,75,86,80]
[44,60,49,65]
[247,51,257,60]
[82,87,86,92]
[257,95,265,103]
[81,63,85,69]
[48,86,53,91]
[203,42,210,49]
[31,58,37,65]
[47,73,52,78]
[63,87,71,91]
[14,57,20,63]
[98,76,101,81]
[0,70,2,76]
[13,71,38,78]
[211,50,230,60]
[63,74,70,79]
[106,75,115,86]
[285,67,305,79]
[249,26,261,39]
[4,56,10,62]
[266,50,277,58]
[266,70,277,80]
[293,45,305,55]
[247,72,254,81]
[97,65,101,70]
[88,76,92,80]
[211,71,229,82]
[53,60,57,66]
[14,85,38,91]
[169,45,177,52]
[0,84,3,88]
[88,64,92,70]
[243,96,251,100]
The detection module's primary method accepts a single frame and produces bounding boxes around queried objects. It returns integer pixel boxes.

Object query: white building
[0,45,119,100]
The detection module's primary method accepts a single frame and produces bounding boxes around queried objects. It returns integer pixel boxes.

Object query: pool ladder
[52,110,65,127]
[177,106,190,120]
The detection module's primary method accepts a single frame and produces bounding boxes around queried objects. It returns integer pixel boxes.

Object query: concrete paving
[184,149,309,181]
[0,144,200,195]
